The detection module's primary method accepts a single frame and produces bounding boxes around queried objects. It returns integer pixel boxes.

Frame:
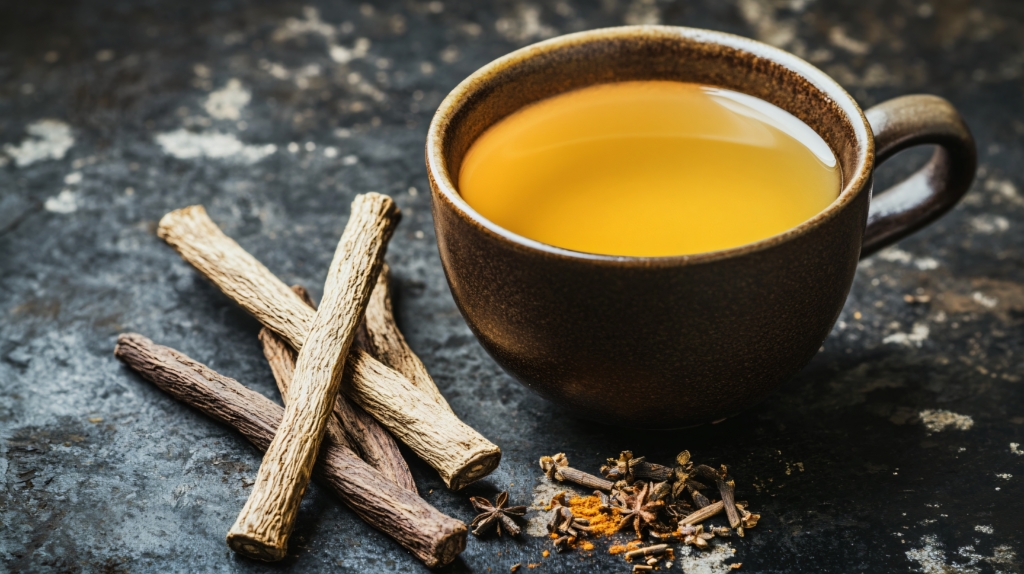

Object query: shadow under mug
[426,26,976,428]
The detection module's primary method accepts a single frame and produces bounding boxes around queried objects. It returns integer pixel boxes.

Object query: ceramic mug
[426,26,976,428]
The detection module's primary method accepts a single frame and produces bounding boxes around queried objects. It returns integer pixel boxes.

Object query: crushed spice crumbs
[530,449,763,567]
[566,494,622,537]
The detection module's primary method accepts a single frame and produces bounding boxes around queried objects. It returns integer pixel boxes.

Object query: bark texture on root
[225,193,400,561]
[158,204,500,492]
[114,333,466,568]
[356,264,452,412]
[259,283,415,493]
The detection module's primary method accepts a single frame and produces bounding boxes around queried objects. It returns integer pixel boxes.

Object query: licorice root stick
[258,325,351,452]
[356,264,452,412]
[680,500,726,525]
[223,193,399,561]
[157,205,501,493]
[260,285,415,493]
[114,333,466,568]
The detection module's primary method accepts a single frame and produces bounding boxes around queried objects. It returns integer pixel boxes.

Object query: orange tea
[458,81,841,257]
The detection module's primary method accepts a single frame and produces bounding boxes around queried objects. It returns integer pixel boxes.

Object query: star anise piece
[470,491,527,537]
[615,481,664,538]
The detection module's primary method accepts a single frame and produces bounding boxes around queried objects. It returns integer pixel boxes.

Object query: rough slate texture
[1,0,1022,572]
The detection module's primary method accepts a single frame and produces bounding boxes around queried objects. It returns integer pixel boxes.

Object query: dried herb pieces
[680,523,716,549]
[540,453,615,491]
[738,504,761,531]
[621,543,675,571]
[623,544,668,560]
[680,500,725,525]
[710,526,732,537]
[544,491,622,552]
[546,500,593,552]
[534,448,762,564]
[602,451,674,485]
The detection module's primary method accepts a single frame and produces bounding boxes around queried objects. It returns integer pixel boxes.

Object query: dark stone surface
[1,1,1022,572]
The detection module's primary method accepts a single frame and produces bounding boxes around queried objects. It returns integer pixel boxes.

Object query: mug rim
[426,25,875,266]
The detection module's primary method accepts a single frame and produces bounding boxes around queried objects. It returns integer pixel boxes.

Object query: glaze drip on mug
[458,81,842,257]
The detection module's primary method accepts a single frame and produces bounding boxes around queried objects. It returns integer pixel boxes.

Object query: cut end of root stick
[156,204,206,240]
[448,446,503,491]
[427,522,470,568]
[226,531,287,562]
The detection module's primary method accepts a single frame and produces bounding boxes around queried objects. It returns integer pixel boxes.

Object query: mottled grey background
[1,0,1022,572]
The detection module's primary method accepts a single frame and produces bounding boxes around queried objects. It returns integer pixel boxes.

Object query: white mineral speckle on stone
[975,525,994,534]
[972,291,999,309]
[877,246,939,270]
[259,59,292,80]
[330,37,371,64]
[63,171,83,185]
[203,79,251,120]
[996,473,1012,480]
[44,190,77,214]
[624,0,661,25]
[984,176,1022,204]
[271,7,371,71]
[257,62,322,90]
[737,0,799,48]
[344,71,385,101]
[829,26,871,55]
[1011,443,1022,455]
[907,536,976,574]
[272,6,335,43]
[919,409,974,432]
[909,538,1020,574]
[970,214,1010,234]
[883,323,930,347]
[439,45,460,64]
[676,542,738,574]
[155,129,276,164]
[3,119,75,167]
[495,4,556,42]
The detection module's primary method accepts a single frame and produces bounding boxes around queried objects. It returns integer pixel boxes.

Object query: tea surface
[458,81,841,257]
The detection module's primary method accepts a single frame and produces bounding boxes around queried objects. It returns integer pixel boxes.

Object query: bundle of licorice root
[114,194,501,566]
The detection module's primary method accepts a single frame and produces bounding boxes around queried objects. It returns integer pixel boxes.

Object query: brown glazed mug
[426,26,976,428]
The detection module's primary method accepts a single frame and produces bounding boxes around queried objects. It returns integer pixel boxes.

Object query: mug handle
[859,94,977,258]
